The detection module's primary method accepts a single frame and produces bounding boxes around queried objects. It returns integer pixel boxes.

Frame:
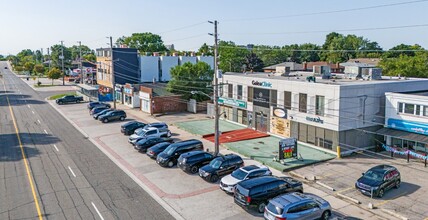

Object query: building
[347,58,381,66]
[263,62,303,73]
[302,61,344,73]
[379,91,428,154]
[219,72,428,154]
[138,83,187,114]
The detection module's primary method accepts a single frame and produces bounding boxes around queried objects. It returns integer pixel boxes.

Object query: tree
[167,62,213,101]
[244,52,264,72]
[33,64,45,83]
[24,62,35,74]
[197,43,213,56]
[83,54,96,62]
[47,68,62,85]
[299,43,322,62]
[116,32,167,53]
[50,44,72,69]
[70,44,93,61]
[383,44,423,58]
[253,45,288,67]
[218,41,249,72]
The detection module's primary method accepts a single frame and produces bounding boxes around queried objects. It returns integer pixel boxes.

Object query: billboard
[279,138,297,160]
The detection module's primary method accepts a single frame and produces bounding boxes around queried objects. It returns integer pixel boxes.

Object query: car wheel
[167,161,174,168]
[120,116,125,121]
[58,101,63,105]
[210,175,219,183]
[395,180,401,189]
[378,188,384,198]
[321,210,331,220]
[257,202,266,213]
[103,118,109,123]
[190,166,199,174]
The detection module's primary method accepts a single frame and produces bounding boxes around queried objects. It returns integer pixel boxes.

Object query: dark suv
[355,165,401,198]
[177,151,216,174]
[87,101,111,110]
[147,142,171,159]
[234,176,303,213]
[134,137,174,152]
[156,139,203,167]
[198,154,244,183]
[98,110,127,123]
[121,121,146,135]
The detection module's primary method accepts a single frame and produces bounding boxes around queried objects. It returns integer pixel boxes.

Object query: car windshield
[209,159,222,169]
[164,145,177,156]
[99,110,109,114]
[363,170,384,182]
[231,169,248,180]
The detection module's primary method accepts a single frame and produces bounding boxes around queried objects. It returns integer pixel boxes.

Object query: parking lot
[293,151,428,219]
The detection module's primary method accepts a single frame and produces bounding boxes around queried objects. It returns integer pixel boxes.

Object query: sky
[1,0,428,55]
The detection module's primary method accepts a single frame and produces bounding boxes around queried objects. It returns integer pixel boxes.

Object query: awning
[376,127,428,144]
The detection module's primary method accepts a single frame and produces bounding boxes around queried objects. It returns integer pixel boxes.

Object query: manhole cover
[253,147,260,150]
[257,141,265,144]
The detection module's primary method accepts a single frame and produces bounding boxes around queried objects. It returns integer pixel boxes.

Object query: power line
[218,45,427,52]
[157,21,207,34]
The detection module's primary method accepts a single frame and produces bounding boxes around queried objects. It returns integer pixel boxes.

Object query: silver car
[264,192,331,220]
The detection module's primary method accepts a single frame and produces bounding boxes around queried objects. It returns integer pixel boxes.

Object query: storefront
[123,83,140,108]
[114,84,123,104]
[218,97,249,126]
[139,91,151,113]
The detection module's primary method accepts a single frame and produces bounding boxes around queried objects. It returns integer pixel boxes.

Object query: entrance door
[255,112,268,132]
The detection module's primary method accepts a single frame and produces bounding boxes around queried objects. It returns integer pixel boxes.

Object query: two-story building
[220,72,428,154]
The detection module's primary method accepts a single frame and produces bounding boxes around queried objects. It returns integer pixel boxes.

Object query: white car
[128,127,171,145]
[220,165,271,193]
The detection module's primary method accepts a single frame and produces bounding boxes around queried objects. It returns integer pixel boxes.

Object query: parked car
[144,122,169,132]
[121,121,146,135]
[134,137,174,152]
[147,142,171,159]
[355,164,401,198]
[56,95,83,104]
[220,165,272,194]
[264,192,332,220]
[199,154,244,183]
[98,110,127,123]
[177,151,217,174]
[156,139,203,167]
[234,176,303,213]
[90,106,109,115]
[128,127,172,145]
[93,109,114,120]
[87,101,111,110]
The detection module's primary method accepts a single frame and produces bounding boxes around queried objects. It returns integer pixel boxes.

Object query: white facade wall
[197,56,214,69]
[179,56,197,65]
[160,56,178,81]
[140,56,159,82]
[385,92,428,125]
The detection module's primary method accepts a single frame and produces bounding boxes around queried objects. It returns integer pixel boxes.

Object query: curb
[315,181,335,191]
[380,209,408,220]
[46,100,185,220]
[336,193,360,204]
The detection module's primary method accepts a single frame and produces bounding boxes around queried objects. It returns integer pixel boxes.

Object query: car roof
[169,139,201,147]
[241,165,266,172]
[152,142,171,148]
[238,176,281,188]
[270,192,312,208]
[370,165,397,173]
[148,122,166,126]
[181,150,206,157]
[143,127,158,131]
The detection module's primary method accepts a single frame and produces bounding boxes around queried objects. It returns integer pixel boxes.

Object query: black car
[177,151,216,174]
[198,154,244,182]
[134,137,174,152]
[90,106,109,115]
[87,101,111,110]
[121,121,146,135]
[355,165,401,198]
[156,139,203,167]
[234,176,303,213]
[147,142,171,159]
[98,110,127,123]
[93,109,113,120]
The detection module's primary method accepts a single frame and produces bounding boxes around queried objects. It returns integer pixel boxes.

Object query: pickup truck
[128,127,172,145]
[56,95,84,105]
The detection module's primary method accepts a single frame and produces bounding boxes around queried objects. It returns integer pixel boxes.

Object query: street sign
[85,67,92,73]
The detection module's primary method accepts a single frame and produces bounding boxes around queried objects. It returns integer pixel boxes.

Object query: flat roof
[399,90,428,97]
[223,72,428,85]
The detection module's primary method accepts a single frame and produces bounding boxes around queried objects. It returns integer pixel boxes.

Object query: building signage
[306,116,324,124]
[253,88,270,108]
[218,97,247,108]
[388,118,428,135]
[252,80,272,88]
[279,138,297,160]
[271,117,290,137]
[273,108,287,118]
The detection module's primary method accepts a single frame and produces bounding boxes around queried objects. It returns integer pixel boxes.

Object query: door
[255,111,268,132]
[218,161,230,176]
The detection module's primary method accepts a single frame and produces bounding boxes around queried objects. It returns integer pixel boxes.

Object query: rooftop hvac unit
[313,65,331,79]
[361,68,382,80]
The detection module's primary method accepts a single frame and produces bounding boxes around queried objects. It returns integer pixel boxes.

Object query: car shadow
[369,181,421,200]
[0,94,46,106]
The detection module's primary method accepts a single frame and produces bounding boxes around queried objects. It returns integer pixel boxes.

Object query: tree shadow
[0,94,46,106]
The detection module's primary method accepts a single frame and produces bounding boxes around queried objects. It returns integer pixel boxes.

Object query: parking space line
[68,166,76,178]
[27,104,30,108]
[37,119,41,124]
[53,144,59,152]
[374,191,408,207]
[32,111,35,114]
[91,202,105,220]
[43,129,48,134]
[336,187,354,194]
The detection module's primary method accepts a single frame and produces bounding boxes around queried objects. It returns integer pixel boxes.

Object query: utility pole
[47,48,51,70]
[60,41,65,85]
[209,20,220,156]
[78,41,83,84]
[41,48,44,63]
[109,36,116,109]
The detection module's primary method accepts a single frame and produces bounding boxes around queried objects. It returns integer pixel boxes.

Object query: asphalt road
[0,61,173,219]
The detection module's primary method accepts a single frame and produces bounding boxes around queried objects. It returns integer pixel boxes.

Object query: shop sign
[124,87,133,95]
[218,97,247,108]
[252,80,272,88]
[139,91,150,99]
[279,138,297,160]
[115,85,122,92]
[388,118,428,135]
[306,116,324,124]
[253,88,270,108]
[273,108,287,118]
[270,117,290,137]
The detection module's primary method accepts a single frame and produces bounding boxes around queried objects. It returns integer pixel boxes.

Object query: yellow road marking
[4,79,43,220]
[336,187,354,194]
[374,191,407,207]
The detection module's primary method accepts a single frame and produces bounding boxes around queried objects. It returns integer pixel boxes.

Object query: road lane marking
[53,144,59,152]
[37,119,41,124]
[6,96,43,220]
[32,111,35,114]
[91,202,105,220]
[68,166,76,178]
[44,129,48,134]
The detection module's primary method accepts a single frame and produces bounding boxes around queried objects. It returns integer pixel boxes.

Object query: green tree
[218,41,249,72]
[50,44,72,69]
[383,44,423,58]
[116,32,167,53]
[244,52,264,72]
[379,52,428,78]
[197,43,213,56]
[70,44,94,61]
[24,62,35,74]
[83,54,96,62]
[253,45,288,67]
[167,62,213,101]
[33,64,45,83]
[47,68,62,85]
[299,43,321,62]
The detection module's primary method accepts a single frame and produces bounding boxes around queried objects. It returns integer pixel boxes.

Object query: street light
[190,90,213,100]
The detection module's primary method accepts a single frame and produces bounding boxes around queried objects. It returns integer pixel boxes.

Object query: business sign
[273,108,287,118]
[252,80,272,88]
[271,117,290,137]
[279,138,297,160]
[306,116,324,124]
[218,97,247,108]
[253,87,270,108]
[387,118,428,135]
[124,87,133,95]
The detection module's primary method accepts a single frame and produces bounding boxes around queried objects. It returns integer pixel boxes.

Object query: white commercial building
[220,72,428,154]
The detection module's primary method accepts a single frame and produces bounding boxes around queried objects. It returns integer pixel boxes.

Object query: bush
[37,81,42,86]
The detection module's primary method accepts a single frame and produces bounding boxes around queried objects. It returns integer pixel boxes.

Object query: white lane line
[43,129,48,134]
[37,119,41,124]
[91,202,105,220]
[68,166,77,178]
[32,111,35,114]
[27,104,30,108]
[53,144,59,152]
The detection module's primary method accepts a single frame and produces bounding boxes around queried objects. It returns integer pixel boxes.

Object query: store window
[228,84,233,98]
[403,140,415,150]
[299,93,307,113]
[415,142,427,153]
[392,137,402,148]
[284,91,292,110]
[424,106,428,117]
[316,95,325,116]
[416,105,421,116]
[270,90,277,107]
[247,86,253,102]
[315,127,325,148]
[298,123,307,142]
[307,125,316,144]
[324,130,334,150]
[404,103,415,114]
[237,85,243,100]
[398,102,403,113]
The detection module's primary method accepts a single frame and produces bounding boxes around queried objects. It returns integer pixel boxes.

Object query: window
[237,85,243,100]
[284,91,292,110]
[316,95,325,116]
[228,84,233,98]
[404,103,415,114]
[247,86,254,102]
[424,106,428,117]
[299,93,307,113]
[416,105,421,116]
[398,102,403,113]
[270,90,277,107]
